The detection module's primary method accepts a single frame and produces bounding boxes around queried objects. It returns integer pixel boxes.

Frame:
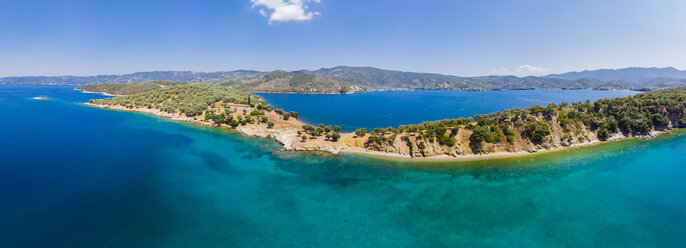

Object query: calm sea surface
[1,86,685,247]
[259,89,638,131]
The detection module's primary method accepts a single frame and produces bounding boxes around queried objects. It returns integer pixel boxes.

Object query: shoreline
[82,100,674,162]
[75,88,118,96]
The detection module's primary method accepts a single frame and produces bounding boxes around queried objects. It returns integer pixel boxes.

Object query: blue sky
[1,0,685,77]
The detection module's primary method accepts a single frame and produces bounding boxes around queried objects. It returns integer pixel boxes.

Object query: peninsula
[78,82,686,160]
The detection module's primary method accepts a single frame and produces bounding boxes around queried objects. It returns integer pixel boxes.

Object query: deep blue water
[2,86,686,247]
[259,89,638,131]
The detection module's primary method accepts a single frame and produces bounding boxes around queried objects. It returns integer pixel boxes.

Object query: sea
[1,85,685,247]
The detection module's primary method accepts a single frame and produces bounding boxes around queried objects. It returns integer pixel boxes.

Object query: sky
[1,0,685,77]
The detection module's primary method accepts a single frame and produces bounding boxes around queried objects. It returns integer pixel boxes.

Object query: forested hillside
[76,81,182,95]
[215,70,365,94]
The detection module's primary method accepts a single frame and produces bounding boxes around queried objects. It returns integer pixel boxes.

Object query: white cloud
[251,0,321,24]
[488,65,550,77]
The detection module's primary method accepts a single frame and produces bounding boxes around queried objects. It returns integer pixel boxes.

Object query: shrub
[437,135,455,147]
[524,121,551,143]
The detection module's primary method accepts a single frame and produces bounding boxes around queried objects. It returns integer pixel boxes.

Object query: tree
[250,110,261,116]
[212,113,226,124]
[437,135,455,147]
[283,112,290,120]
[331,132,341,142]
[652,113,669,126]
[597,128,610,140]
[470,126,491,153]
[289,111,298,119]
[525,121,551,143]
[301,135,307,142]
[631,117,652,133]
[205,113,213,121]
[230,119,239,128]
[470,126,492,143]
[302,125,315,132]
[355,128,368,137]
[334,126,341,133]
[325,133,332,140]
[267,122,274,128]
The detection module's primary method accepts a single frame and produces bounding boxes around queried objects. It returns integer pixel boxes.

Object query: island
[77,81,686,160]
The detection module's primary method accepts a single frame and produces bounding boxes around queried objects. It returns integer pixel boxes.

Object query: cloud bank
[488,65,550,77]
[251,0,321,24]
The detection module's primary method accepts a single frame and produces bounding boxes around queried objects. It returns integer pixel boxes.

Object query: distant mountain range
[546,67,686,83]
[0,70,259,86]
[3,66,686,93]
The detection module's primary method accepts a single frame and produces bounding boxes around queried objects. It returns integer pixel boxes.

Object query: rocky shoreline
[82,102,672,162]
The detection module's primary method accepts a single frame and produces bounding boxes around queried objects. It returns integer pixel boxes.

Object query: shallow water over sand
[1,86,685,247]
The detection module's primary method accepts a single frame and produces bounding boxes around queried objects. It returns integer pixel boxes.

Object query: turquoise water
[1,86,685,247]
[259,89,638,131]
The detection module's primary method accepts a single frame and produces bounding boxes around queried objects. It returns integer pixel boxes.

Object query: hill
[546,67,686,83]
[214,70,365,94]
[302,66,635,90]
[0,70,259,85]
[8,66,686,92]
[76,81,182,95]
[89,83,261,117]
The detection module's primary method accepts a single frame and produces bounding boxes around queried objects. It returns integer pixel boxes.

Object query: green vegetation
[363,87,686,153]
[300,122,341,142]
[215,70,363,94]
[90,83,261,118]
[524,121,551,143]
[11,66,686,91]
[302,66,684,91]
[77,81,182,95]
